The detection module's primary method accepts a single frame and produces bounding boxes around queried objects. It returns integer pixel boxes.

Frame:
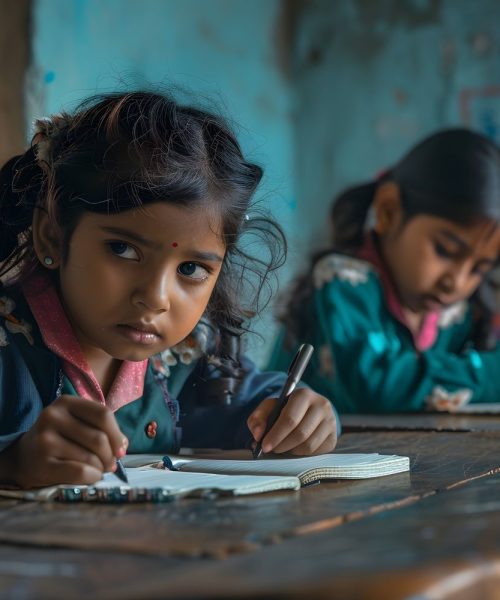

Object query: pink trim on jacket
[23,272,147,411]
[357,234,440,351]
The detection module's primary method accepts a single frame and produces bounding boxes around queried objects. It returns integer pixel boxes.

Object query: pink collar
[22,272,147,411]
[357,233,440,351]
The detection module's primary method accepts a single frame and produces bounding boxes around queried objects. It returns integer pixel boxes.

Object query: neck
[87,356,122,398]
[400,307,425,336]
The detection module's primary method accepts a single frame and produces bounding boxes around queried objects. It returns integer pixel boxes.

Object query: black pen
[115,458,129,483]
[253,343,314,459]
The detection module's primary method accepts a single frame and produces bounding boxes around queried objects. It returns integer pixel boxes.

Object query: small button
[145,420,158,438]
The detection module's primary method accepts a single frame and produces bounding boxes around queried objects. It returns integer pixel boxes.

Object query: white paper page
[175,452,409,478]
[95,467,300,495]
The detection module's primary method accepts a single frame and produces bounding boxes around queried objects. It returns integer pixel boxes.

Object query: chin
[107,346,159,362]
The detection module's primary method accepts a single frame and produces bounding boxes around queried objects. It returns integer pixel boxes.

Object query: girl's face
[50,202,226,364]
[380,212,500,315]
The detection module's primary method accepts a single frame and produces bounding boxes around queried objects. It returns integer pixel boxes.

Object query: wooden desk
[1,428,500,599]
[342,412,500,432]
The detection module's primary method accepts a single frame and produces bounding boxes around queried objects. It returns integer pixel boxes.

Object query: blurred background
[1,0,500,364]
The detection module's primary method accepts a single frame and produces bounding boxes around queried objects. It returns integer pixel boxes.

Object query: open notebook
[124,450,410,486]
[0,468,301,502]
[0,450,409,503]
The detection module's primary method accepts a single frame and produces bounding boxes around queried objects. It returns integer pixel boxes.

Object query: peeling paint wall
[0,0,31,165]
[291,0,500,256]
[29,0,500,362]
[30,0,295,362]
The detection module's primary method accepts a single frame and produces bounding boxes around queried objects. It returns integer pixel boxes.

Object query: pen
[252,343,314,459]
[115,458,129,483]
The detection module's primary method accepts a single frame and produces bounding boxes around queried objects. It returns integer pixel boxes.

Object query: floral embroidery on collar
[313,254,372,290]
[438,301,467,328]
[0,295,34,346]
[151,322,211,378]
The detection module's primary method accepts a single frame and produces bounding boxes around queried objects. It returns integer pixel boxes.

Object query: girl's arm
[303,261,500,413]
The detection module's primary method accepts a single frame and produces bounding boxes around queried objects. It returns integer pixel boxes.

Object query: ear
[372,181,403,236]
[32,208,62,269]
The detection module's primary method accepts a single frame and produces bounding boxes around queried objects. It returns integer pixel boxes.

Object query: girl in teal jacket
[269,129,500,413]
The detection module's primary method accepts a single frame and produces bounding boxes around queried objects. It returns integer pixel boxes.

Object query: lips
[121,321,160,336]
[116,321,161,345]
[423,294,453,310]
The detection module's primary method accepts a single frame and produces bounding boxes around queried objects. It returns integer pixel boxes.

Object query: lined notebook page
[94,467,301,495]
[168,453,410,484]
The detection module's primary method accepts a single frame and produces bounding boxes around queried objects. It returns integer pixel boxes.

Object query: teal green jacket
[268,253,500,413]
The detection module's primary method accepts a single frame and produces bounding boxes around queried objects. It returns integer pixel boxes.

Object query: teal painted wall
[30,0,500,363]
[30,0,295,363]
[292,0,500,258]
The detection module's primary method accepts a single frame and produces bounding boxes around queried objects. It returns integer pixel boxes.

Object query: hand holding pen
[252,343,319,459]
[4,394,129,489]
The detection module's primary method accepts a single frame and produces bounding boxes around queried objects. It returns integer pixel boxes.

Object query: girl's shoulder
[0,284,36,348]
[312,252,379,291]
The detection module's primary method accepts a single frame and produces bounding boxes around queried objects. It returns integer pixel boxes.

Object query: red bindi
[172,242,178,248]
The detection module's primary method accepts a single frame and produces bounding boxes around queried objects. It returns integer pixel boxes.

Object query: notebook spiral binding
[56,486,178,503]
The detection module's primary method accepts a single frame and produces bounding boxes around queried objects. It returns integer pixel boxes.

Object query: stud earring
[43,256,54,266]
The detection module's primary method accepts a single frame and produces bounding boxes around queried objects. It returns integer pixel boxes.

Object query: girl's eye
[108,242,139,260]
[178,262,209,281]
[434,242,455,259]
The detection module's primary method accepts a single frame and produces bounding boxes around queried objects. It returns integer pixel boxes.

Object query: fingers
[24,395,127,484]
[35,427,105,471]
[275,417,337,455]
[33,458,105,488]
[247,397,276,445]
[13,435,109,489]
[249,389,337,456]
[63,396,127,457]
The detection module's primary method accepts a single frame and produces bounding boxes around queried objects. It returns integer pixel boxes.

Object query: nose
[133,270,171,313]
[438,263,471,296]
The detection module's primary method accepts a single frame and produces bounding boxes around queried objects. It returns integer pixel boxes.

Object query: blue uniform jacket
[0,284,291,454]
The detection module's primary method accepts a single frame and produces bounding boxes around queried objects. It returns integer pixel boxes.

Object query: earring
[43,256,54,266]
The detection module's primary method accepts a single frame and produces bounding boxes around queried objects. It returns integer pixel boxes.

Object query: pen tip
[252,446,262,460]
[115,459,129,483]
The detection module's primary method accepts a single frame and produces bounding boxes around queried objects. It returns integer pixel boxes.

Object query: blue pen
[252,343,314,459]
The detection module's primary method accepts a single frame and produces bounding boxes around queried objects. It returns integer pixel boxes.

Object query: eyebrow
[100,226,224,262]
[438,230,469,251]
[438,229,498,266]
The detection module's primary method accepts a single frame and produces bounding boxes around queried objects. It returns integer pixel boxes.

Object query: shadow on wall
[0,0,31,166]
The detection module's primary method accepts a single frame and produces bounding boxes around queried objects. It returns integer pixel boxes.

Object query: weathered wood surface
[130,471,500,600]
[0,432,498,558]
[0,431,500,598]
[342,412,500,432]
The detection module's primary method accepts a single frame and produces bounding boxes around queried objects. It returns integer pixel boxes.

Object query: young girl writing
[269,129,500,414]
[0,91,337,488]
